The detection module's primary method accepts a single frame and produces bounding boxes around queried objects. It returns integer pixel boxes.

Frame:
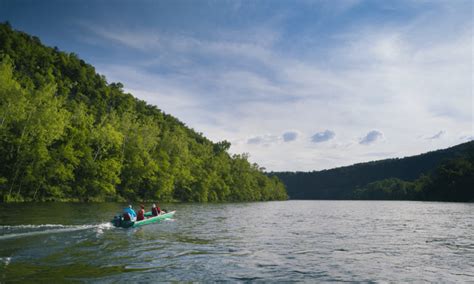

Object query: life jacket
[123,213,131,221]
[152,207,160,216]
[137,209,145,221]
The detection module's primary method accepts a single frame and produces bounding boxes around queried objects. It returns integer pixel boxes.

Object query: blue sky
[1,0,472,171]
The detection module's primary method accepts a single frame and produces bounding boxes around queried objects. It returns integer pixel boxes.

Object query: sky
[1,0,472,171]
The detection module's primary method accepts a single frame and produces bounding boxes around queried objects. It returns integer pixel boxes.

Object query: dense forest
[272,141,474,202]
[0,22,288,202]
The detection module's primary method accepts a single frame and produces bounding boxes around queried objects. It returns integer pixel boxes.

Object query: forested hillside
[272,141,474,202]
[0,22,288,202]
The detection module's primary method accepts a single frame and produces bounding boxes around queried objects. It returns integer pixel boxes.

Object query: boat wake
[0,222,113,240]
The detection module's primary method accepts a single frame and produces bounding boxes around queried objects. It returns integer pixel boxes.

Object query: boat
[111,210,176,228]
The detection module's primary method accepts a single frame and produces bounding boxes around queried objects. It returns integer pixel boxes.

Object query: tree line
[0,22,288,202]
[272,141,474,202]
[353,151,474,202]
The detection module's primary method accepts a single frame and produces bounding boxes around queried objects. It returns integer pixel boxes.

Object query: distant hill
[271,141,474,201]
[0,22,287,202]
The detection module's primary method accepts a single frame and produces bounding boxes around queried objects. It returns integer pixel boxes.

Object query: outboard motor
[112,215,123,227]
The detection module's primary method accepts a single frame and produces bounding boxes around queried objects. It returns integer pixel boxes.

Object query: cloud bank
[60,0,472,171]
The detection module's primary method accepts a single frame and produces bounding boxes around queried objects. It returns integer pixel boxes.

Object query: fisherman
[151,203,161,216]
[137,204,145,221]
[123,205,137,221]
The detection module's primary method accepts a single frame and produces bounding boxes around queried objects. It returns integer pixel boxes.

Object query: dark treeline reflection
[0,23,287,202]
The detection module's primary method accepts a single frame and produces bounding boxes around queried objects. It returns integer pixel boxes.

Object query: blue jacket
[124,207,137,218]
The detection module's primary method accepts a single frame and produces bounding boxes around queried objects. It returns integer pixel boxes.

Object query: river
[0,201,473,282]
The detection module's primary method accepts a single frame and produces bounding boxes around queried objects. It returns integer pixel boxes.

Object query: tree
[0,23,289,202]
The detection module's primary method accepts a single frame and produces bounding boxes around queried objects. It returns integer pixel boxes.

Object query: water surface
[0,201,473,282]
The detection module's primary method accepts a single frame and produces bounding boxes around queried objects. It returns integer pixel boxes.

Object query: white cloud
[427,131,445,140]
[360,130,384,145]
[282,131,298,142]
[247,134,280,146]
[82,3,472,171]
[247,136,263,144]
[311,130,336,143]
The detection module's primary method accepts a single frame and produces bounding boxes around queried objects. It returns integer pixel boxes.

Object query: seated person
[151,203,161,216]
[123,205,137,221]
[137,204,145,221]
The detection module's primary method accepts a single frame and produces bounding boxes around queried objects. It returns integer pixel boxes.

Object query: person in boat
[123,205,137,221]
[137,204,145,221]
[151,203,161,216]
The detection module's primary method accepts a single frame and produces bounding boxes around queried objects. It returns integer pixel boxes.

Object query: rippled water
[0,201,473,282]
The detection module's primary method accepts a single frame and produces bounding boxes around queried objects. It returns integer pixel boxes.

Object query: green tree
[0,23,288,203]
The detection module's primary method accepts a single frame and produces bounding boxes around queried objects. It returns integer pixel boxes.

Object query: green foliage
[0,23,287,202]
[354,178,417,200]
[353,151,474,202]
[419,153,474,202]
[272,141,474,202]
